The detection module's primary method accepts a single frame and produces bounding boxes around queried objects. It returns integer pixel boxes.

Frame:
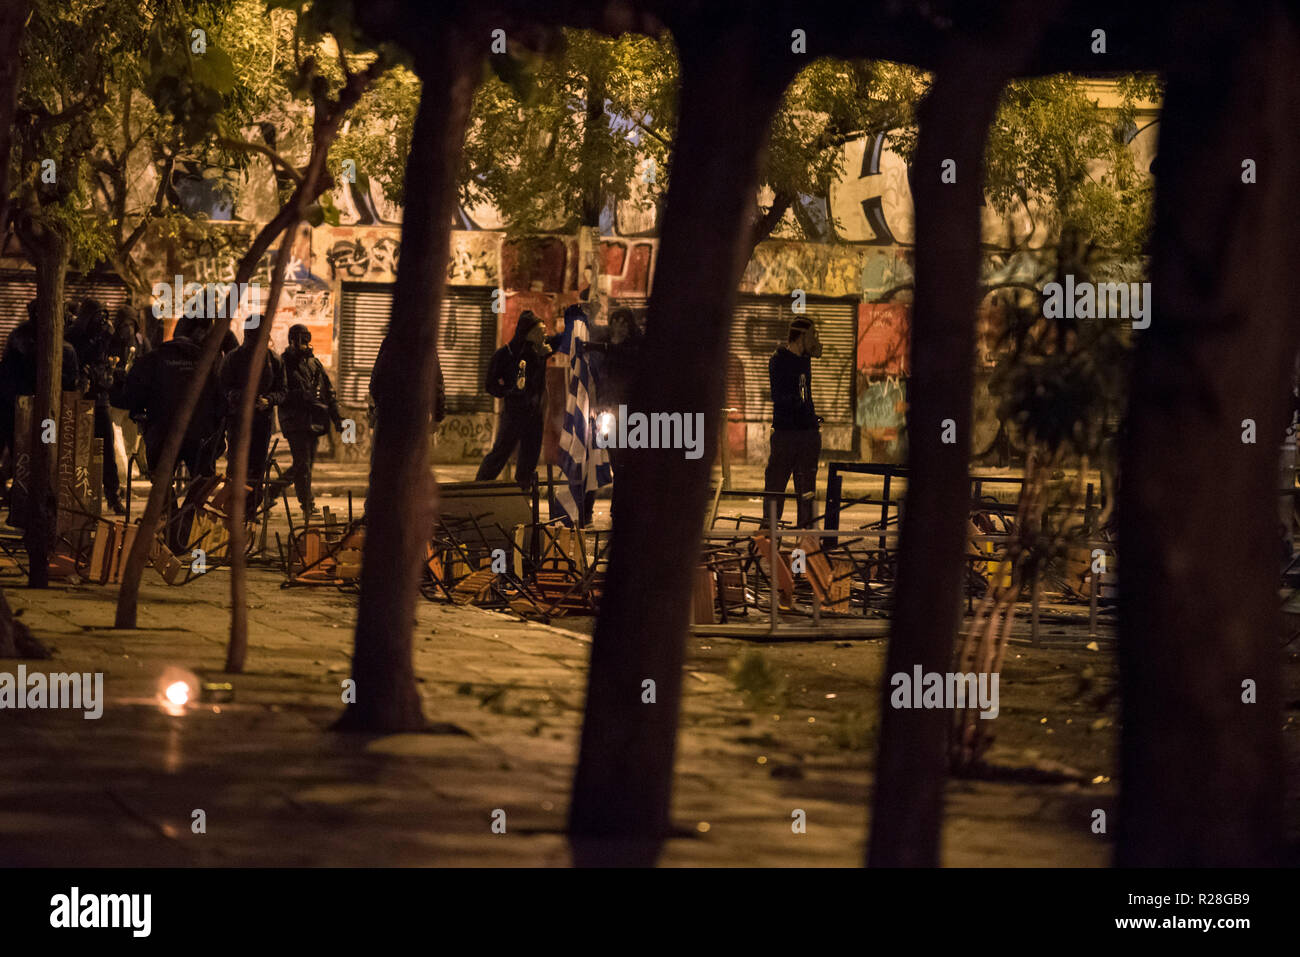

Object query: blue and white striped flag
[554,311,612,527]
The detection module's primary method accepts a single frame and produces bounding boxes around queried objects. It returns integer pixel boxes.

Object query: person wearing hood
[119,314,223,482]
[764,316,823,528]
[68,298,125,513]
[0,300,81,496]
[476,309,559,490]
[279,323,342,522]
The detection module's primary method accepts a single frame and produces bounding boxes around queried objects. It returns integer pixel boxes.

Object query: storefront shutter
[0,270,131,344]
[728,294,857,426]
[338,283,496,412]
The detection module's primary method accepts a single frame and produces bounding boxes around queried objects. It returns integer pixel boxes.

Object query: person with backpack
[476,310,558,490]
[279,324,342,522]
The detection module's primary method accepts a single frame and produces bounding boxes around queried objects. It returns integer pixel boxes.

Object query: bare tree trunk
[1116,0,1300,866]
[225,214,300,672]
[334,32,480,732]
[26,241,68,588]
[867,3,1059,867]
[567,25,795,866]
[114,204,297,628]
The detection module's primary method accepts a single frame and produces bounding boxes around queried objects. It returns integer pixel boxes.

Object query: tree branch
[217,136,304,186]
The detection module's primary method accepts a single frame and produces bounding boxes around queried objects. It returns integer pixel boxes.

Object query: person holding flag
[553,304,612,527]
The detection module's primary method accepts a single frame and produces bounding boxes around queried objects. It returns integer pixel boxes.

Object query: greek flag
[554,312,612,526]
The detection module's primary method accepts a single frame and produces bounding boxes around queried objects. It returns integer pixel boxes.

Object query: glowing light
[156,667,200,716]
[597,412,615,441]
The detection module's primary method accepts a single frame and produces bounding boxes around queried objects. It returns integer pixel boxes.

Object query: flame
[164,682,190,707]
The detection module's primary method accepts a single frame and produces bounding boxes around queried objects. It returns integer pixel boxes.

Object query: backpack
[485,344,525,398]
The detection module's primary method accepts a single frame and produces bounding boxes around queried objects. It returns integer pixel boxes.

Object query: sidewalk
[0,566,1121,866]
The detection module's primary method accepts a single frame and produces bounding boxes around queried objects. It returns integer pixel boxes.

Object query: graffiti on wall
[316,228,500,286]
[149,223,269,287]
[741,241,912,300]
[436,413,496,461]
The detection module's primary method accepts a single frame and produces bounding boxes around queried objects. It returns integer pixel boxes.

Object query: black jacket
[279,346,341,435]
[369,335,446,426]
[120,335,223,454]
[68,315,117,408]
[220,343,286,424]
[0,319,81,401]
[769,347,818,431]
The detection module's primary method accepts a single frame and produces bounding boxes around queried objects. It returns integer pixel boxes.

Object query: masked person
[477,310,558,491]
[68,299,125,513]
[120,314,223,483]
[0,301,81,496]
[764,316,823,528]
[220,322,286,513]
[279,324,342,522]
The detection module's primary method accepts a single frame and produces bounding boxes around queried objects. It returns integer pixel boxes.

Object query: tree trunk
[26,240,68,588]
[226,153,334,671]
[225,214,300,672]
[114,204,298,628]
[334,32,480,732]
[1116,0,1300,866]
[867,3,1059,867]
[567,25,795,866]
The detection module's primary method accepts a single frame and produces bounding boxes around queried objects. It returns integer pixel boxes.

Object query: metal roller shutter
[338,283,497,413]
[0,270,131,344]
[728,294,857,425]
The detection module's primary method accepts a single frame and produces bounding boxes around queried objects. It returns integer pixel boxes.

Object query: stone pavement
[0,562,1128,867]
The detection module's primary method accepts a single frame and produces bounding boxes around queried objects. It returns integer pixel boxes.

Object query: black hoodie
[120,334,222,452]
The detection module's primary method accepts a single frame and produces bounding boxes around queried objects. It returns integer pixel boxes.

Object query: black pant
[764,427,820,528]
[284,430,319,509]
[144,433,208,483]
[94,404,119,499]
[475,403,544,491]
[230,412,274,511]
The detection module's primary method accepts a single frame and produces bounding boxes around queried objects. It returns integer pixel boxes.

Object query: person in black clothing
[588,307,641,508]
[280,324,342,521]
[764,315,823,528]
[109,304,150,371]
[368,332,447,437]
[476,310,557,491]
[119,314,223,482]
[67,298,126,513]
[220,322,286,512]
[0,301,82,494]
